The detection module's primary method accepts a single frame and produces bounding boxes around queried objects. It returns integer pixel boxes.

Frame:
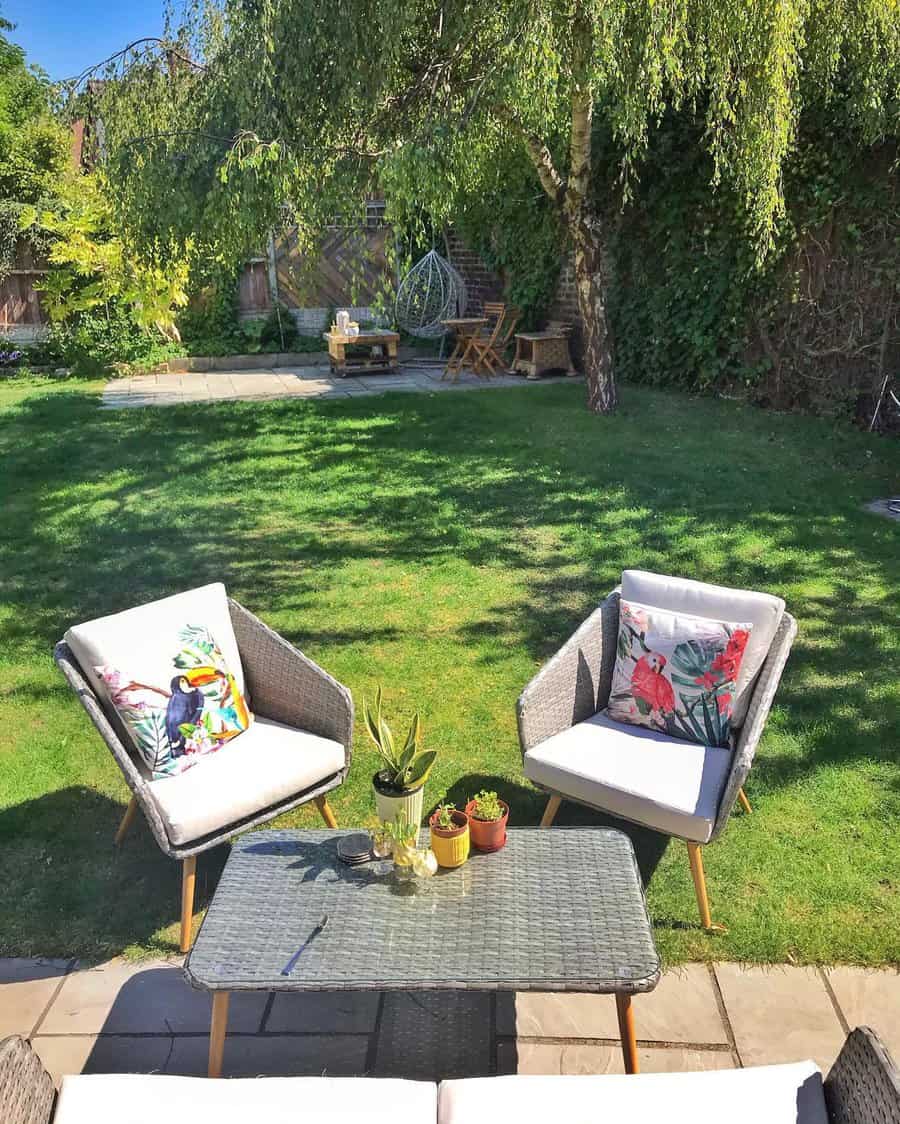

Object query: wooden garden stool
[512,330,578,380]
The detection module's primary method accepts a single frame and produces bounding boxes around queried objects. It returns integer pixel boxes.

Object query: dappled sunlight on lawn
[0,380,897,962]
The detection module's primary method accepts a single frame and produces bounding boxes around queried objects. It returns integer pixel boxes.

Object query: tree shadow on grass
[0,786,229,960]
[1,384,898,954]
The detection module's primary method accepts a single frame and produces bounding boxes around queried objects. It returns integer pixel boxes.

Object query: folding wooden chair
[469,305,522,377]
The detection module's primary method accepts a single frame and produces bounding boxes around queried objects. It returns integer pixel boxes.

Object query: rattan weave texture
[0,1037,55,1124]
[825,1026,900,1124]
[185,827,660,995]
[517,589,797,843]
[53,597,353,859]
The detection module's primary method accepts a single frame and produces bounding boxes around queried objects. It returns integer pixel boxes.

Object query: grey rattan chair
[2,1027,899,1121]
[54,598,353,953]
[517,585,797,931]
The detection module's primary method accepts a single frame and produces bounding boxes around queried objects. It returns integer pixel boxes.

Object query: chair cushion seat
[523,711,732,843]
[55,1073,436,1124]
[438,1062,828,1124]
[148,715,345,845]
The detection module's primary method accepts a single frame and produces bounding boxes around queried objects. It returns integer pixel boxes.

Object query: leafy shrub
[25,307,180,375]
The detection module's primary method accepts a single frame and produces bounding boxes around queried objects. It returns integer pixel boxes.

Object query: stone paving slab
[497,964,728,1044]
[497,1041,738,1075]
[826,966,900,1059]
[38,958,267,1035]
[101,364,580,408]
[0,959,71,1038]
[166,1034,371,1078]
[714,964,846,1071]
[266,991,381,1034]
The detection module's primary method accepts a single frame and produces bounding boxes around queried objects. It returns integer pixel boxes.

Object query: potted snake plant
[364,686,436,838]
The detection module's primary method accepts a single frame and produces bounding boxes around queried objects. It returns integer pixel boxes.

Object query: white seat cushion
[56,1073,436,1124]
[523,711,732,842]
[148,715,345,844]
[438,1062,828,1124]
[621,570,785,726]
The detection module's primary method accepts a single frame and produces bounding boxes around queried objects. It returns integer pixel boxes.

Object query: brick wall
[547,252,584,359]
[444,229,505,312]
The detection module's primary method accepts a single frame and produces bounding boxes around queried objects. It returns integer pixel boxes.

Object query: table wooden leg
[615,993,639,1074]
[208,991,230,1077]
[442,338,463,380]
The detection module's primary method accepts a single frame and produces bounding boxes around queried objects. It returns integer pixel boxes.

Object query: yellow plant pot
[429,812,470,868]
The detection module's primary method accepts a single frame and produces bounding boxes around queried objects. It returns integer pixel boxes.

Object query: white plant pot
[373,775,425,844]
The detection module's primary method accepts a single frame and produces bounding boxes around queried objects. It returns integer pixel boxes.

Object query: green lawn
[1,376,897,965]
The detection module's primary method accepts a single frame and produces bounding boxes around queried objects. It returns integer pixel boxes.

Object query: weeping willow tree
[91,0,899,413]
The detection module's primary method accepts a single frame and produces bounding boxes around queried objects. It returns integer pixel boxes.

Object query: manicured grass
[0,376,897,965]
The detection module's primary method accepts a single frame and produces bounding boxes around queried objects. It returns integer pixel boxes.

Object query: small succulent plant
[364,686,436,792]
[469,789,504,822]
[434,803,458,830]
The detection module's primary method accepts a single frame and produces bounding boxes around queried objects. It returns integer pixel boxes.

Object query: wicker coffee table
[185,827,660,1077]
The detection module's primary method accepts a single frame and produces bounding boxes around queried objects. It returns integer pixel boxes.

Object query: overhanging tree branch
[498,106,566,209]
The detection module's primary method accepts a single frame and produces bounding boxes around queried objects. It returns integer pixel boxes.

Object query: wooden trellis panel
[274,225,391,309]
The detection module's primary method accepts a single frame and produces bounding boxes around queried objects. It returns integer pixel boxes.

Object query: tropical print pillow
[607,599,752,748]
[95,624,253,779]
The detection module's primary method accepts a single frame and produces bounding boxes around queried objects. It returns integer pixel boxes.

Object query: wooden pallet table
[325,328,400,377]
[512,330,577,379]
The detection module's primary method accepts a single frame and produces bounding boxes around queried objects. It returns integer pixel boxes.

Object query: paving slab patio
[6,956,896,1084]
[713,963,847,1071]
[826,966,900,1059]
[100,363,581,408]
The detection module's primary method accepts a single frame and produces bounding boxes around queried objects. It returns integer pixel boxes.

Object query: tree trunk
[572,215,616,413]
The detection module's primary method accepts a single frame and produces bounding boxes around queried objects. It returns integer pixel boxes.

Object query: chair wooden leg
[686,842,714,930]
[180,855,196,954]
[615,993,639,1074]
[540,794,562,828]
[737,787,753,815]
[315,795,338,828]
[114,796,139,846]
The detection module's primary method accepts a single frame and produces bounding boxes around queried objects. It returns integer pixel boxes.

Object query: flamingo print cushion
[607,598,752,748]
[95,624,253,778]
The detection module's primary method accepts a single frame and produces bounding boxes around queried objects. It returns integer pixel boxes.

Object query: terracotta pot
[465,799,509,852]
[428,809,470,869]
[373,772,424,844]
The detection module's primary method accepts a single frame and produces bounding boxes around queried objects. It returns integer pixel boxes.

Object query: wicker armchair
[54,597,353,953]
[2,1028,898,1122]
[517,577,797,931]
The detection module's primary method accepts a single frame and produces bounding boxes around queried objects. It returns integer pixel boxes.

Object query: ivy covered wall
[452,112,898,423]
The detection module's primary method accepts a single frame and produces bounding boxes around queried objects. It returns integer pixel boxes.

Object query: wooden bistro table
[325,328,400,378]
[185,827,660,1078]
[441,317,488,381]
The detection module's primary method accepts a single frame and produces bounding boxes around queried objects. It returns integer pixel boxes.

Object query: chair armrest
[711,611,797,840]
[825,1027,900,1124]
[53,641,177,854]
[229,600,354,761]
[517,592,619,755]
[0,1036,56,1124]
